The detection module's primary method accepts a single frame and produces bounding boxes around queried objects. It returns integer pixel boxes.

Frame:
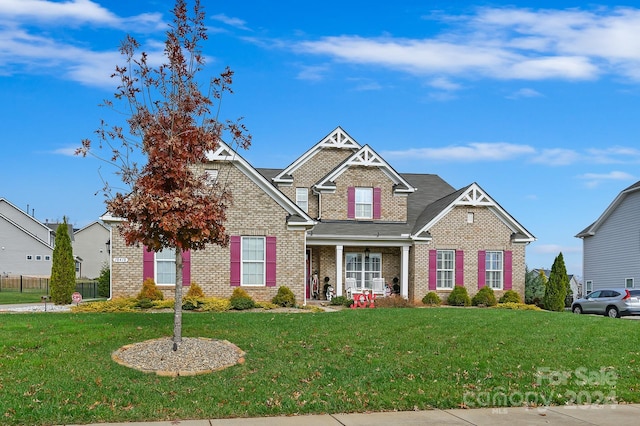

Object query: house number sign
[113,257,129,263]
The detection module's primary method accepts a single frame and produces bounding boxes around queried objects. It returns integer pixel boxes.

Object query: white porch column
[336,245,343,296]
[401,245,409,299]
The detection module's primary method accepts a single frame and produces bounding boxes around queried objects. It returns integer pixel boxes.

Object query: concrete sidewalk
[71,404,640,425]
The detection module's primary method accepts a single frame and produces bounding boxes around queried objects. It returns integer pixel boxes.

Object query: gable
[314,145,416,195]
[576,180,640,238]
[272,126,361,185]
[412,183,535,242]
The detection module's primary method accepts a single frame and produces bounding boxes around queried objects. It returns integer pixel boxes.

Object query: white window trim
[345,252,382,291]
[204,169,219,186]
[355,187,373,219]
[296,187,308,213]
[436,249,455,289]
[467,212,474,224]
[626,278,634,289]
[155,247,176,286]
[585,280,593,293]
[485,250,503,290]
[241,236,266,286]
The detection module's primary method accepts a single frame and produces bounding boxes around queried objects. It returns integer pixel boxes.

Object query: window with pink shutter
[347,187,355,219]
[477,251,486,289]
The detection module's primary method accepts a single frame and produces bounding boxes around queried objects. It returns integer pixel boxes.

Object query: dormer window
[355,187,373,219]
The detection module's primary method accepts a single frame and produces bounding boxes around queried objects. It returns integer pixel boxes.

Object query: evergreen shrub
[422,292,442,305]
[498,290,522,304]
[230,287,255,310]
[272,286,296,307]
[137,278,164,301]
[447,286,471,306]
[472,286,497,307]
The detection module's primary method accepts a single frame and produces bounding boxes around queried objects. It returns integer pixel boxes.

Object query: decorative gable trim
[205,141,316,229]
[272,126,361,184]
[412,183,535,243]
[314,145,416,194]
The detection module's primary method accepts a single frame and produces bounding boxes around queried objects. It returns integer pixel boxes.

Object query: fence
[0,275,99,299]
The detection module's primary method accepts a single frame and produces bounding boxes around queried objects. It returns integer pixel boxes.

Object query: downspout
[303,229,307,307]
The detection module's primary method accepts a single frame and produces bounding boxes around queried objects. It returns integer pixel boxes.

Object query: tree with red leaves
[78,0,250,349]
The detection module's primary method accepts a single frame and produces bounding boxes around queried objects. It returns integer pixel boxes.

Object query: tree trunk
[173,247,183,349]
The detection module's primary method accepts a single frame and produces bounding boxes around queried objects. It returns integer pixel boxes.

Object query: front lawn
[1,308,637,425]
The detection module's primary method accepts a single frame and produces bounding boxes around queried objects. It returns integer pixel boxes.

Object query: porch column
[336,245,343,296]
[401,245,409,299]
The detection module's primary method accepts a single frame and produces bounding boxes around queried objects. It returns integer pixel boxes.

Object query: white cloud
[531,243,581,254]
[0,0,162,29]
[530,148,581,166]
[577,170,636,188]
[211,13,250,31]
[383,142,535,162]
[507,87,543,99]
[295,6,640,84]
[587,146,640,163]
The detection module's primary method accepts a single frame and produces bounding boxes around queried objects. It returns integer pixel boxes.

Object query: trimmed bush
[137,278,164,301]
[185,282,205,298]
[329,295,352,307]
[272,286,296,307]
[499,290,522,304]
[447,286,471,306]
[472,286,497,307]
[495,302,542,311]
[230,287,256,310]
[422,292,442,306]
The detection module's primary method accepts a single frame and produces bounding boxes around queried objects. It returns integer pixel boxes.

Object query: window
[156,247,176,285]
[585,280,593,294]
[26,255,33,261]
[436,250,455,289]
[467,212,474,223]
[44,255,51,261]
[242,237,265,286]
[345,251,381,291]
[355,188,373,219]
[626,278,634,289]
[204,169,218,186]
[35,255,42,261]
[485,251,503,289]
[296,188,308,213]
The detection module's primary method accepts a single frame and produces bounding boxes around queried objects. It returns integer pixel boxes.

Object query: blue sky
[3,0,640,277]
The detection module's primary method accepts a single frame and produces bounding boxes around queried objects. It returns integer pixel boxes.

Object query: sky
[3,0,640,278]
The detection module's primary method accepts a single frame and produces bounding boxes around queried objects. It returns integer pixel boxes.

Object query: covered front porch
[305,239,411,302]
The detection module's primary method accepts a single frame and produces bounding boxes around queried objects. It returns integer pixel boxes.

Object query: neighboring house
[576,180,640,293]
[104,127,535,303]
[73,221,111,279]
[532,268,582,300]
[0,198,55,276]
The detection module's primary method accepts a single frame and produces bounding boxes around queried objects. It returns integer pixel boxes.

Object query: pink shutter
[266,236,277,287]
[347,186,355,219]
[182,250,191,286]
[477,251,486,289]
[503,251,512,290]
[373,187,381,219]
[143,247,154,281]
[428,250,437,290]
[230,236,240,286]
[455,250,464,285]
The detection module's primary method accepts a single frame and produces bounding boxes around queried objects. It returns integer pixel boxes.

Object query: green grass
[0,291,48,305]
[1,308,639,425]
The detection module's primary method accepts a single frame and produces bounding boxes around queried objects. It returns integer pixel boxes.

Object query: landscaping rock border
[112,337,245,377]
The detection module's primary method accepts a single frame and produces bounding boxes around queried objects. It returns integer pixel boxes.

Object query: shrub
[422,292,441,306]
[97,264,110,298]
[71,297,137,313]
[185,282,205,298]
[499,290,522,304]
[375,296,412,308]
[137,278,164,301]
[472,286,497,307]
[230,287,255,310]
[199,297,231,312]
[255,301,278,310]
[447,286,471,306]
[272,286,296,307]
[495,302,542,311]
[329,295,352,307]
[135,298,155,309]
[151,299,175,309]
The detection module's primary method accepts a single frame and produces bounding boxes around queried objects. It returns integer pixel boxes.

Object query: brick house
[104,127,535,303]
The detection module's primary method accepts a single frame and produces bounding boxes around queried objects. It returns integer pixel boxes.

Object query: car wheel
[606,306,620,318]
[572,305,582,314]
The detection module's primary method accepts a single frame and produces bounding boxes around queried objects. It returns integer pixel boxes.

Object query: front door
[345,252,381,290]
